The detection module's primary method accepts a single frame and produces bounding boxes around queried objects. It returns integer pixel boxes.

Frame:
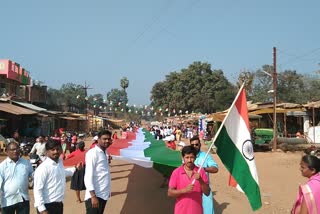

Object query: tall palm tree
[120,77,129,93]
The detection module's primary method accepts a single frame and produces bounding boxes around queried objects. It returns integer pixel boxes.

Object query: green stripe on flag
[142,129,181,177]
[215,127,262,211]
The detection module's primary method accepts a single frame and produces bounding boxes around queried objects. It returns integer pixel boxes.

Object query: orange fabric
[229,174,238,187]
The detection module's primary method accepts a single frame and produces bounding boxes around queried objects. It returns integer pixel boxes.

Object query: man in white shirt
[30,136,46,161]
[84,130,113,214]
[33,140,80,214]
[0,142,34,214]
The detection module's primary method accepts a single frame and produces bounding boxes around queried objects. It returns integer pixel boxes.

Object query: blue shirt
[194,151,218,214]
[194,151,218,178]
[0,157,34,207]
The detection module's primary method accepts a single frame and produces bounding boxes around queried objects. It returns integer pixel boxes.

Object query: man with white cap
[89,136,98,149]
[177,141,186,151]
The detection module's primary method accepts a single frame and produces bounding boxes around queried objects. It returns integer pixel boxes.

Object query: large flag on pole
[214,85,262,211]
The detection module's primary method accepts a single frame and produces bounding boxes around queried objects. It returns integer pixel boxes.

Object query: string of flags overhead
[76,95,206,116]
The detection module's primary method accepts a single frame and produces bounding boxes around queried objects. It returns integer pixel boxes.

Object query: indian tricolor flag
[108,128,181,177]
[214,85,262,211]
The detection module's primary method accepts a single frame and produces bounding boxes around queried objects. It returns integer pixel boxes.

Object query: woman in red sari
[112,131,118,140]
[292,154,320,214]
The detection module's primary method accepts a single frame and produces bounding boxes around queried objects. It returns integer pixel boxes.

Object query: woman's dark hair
[302,155,320,173]
[78,141,85,151]
[45,139,62,150]
[181,145,197,157]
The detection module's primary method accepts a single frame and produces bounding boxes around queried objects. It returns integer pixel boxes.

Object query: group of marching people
[150,125,199,142]
[0,129,114,214]
[1,126,319,214]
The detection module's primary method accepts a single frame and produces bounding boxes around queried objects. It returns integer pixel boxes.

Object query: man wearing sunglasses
[190,136,218,214]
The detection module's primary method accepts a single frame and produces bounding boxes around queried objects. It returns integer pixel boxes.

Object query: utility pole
[81,81,92,130]
[272,47,277,151]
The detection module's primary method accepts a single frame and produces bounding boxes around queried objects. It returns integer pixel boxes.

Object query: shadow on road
[213,191,230,214]
[119,165,175,214]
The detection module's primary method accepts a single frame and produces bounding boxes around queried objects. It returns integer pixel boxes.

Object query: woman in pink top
[168,145,210,214]
[292,154,320,214]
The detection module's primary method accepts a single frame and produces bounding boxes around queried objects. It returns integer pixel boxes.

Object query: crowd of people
[0,129,115,214]
[150,125,200,142]
[0,126,319,214]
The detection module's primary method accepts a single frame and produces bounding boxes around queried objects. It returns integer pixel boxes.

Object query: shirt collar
[94,144,106,153]
[178,165,198,174]
[45,157,60,165]
[6,157,20,164]
[196,150,203,158]
[177,166,186,174]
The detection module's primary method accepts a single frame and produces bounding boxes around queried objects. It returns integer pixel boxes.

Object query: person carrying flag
[168,145,210,214]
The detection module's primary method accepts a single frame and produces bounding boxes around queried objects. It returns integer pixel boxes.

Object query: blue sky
[1,0,319,105]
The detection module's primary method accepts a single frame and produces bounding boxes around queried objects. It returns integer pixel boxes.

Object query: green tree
[60,83,86,113]
[302,74,320,102]
[237,70,255,97]
[249,65,274,103]
[120,77,129,93]
[150,61,236,114]
[107,88,128,117]
[277,70,304,103]
[88,93,105,115]
[46,88,65,111]
[250,65,312,104]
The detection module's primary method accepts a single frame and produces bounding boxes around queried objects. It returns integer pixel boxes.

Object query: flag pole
[192,84,246,184]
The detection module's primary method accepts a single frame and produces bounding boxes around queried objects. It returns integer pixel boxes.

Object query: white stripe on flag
[225,105,259,185]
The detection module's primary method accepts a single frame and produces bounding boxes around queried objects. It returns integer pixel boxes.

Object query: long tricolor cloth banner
[108,128,181,177]
[214,86,262,211]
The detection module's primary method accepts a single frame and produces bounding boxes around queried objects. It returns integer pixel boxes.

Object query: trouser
[203,191,214,214]
[85,197,107,214]
[2,200,30,214]
[36,202,63,214]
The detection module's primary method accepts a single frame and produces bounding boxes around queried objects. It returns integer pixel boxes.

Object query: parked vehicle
[252,128,273,146]
[20,141,33,156]
[78,132,86,139]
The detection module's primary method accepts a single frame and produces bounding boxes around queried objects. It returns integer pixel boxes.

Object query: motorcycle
[20,141,33,156]
[28,153,41,189]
